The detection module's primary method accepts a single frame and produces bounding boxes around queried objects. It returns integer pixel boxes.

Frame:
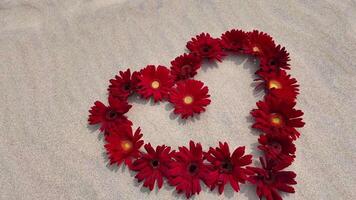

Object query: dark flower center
[263,171,275,185]
[221,160,233,172]
[151,159,159,168]
[188,163,198,174]
[269,142,282,154]
[181,64,192,75]
[269,59,277,66]
[201,45,211,53]
[123,82,131,91]
[105,110,118,120]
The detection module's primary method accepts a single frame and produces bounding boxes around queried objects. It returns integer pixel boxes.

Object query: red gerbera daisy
[169,79,211,119]
[260,45,291,71]
[258,134,296,165]
[186,33,225,62]
[250,95,305,140]
[248,157,297,200]
[104,126,144,167]
[88,96,132,132]
[244,30,276,58]
[220,29,248,53]
[168,141,210,198]
[131,144,174,190]
[108,69,140,100]
[256,69,299,101]
[204,142,253,194]
[137,65,174,102]
[170,53,202,81]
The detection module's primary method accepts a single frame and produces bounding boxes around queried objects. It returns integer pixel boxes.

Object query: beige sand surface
[1,0,355,199]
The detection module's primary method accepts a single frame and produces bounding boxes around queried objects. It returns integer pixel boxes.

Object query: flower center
[263,171,275,185]
[188,163,198,174]
[268,80,282,89]
[252,46,260,53]
[151,159,159,168]
[151,81,160,89]
[202,45,211,53]
[269,59,277,66]
[123,83,131,91]
[221,160,233,172]
[120,140,133,152]
[183,96,193,104]
[270,113,283,126]
[181,64,192,75]
[269,142,282,154]
[105,110,118,120]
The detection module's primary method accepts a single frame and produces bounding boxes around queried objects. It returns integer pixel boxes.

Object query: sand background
[1,0,355,199]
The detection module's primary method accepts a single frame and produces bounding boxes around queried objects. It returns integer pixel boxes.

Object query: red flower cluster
[87,29,305,199]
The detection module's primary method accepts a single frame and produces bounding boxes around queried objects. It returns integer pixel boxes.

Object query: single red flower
[169,79,211,119]
[104,126,144,167]
[131,144,174,190]
[204,142,253,194]
[88,96,132,132]
[248,157,297,200]
[260,45,291,71]
[258,134,296,165]
[168,141,210,198]
[108,69,140,100]
[220,29,248,53]
[250,95,305,140]
[186,33,225,62]
[137,65,174,102]
[256,69,299,101]
[170,53,202,81]
[244,30,276,58]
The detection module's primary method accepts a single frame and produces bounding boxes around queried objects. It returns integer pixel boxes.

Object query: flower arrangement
[88,29,305,199]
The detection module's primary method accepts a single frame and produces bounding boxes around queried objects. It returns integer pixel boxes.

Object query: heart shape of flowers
[87,29,305,199]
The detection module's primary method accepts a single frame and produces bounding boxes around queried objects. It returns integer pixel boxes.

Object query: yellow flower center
[269,80,282,89]
[183,96,193,104]
[151,81,160,89]
[252,46,260,53]
[270,114,283,126]
[120,140,133,152]
[271,117,281,124]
